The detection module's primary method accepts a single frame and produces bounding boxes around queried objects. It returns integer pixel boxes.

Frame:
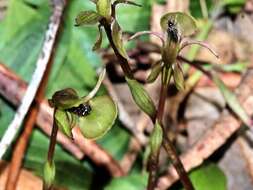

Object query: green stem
[43,109,58,190]
[102,17,193,190]
[148,67,194,190]
[101,19,134,79]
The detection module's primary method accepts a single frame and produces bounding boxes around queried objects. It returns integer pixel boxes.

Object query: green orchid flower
[49,69,117,140]
[75,0,141,52]
[129,12,219,90]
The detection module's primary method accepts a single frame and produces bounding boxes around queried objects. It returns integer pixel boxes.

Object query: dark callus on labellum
[67,103,92,117]
[167,19,180,43]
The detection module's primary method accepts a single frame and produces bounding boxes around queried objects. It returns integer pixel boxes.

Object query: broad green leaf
[213,76,250,125]
[173,63,184,90]
[126,77,156,117]
[75,10,102,26]
[105,173,148,190]
[111,19,129,59]
[190,0,213,18]
[96,0,111,20]
[147,61,163,83]
[43,161,56,188]
[189,163,226,190]
[150,121,163,156]
[116,0,150,32]
[55,109,75,138]
[92,25,103,51]
[160,12,197,36]
[50,88,82,110]
[78,96,117,139]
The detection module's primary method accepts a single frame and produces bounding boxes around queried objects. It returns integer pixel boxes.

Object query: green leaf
[189,163,226,190]
[43,161,56,188]
[75,10,102,26]
[55,109,76,139]
[116,0,150,32]
[50,88,82,110]
[105,173,148,190]
[213,75,250,125]
[150,121,163,156]
[96,0,111,20]
[190,0,213,18]
[126,77,156,117]
[111,19,129,59]
[113,0,142,7]
[160,12,197,36]
[147,61,163,83]
[78,96,117,139]
[173,63,184,90]
[92,25,103,51]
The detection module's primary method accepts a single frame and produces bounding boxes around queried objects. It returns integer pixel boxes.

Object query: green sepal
[43,161,56,188]
[173,63,184,90]
[150,121,163,156]
[50,88,82,110]
[55,109,76,139]
[96,0,111,20]
[75,10,102,26]
[78,96,117,139]
[126,77,156,117]
[92,25,103,51]
[111,19,129,59]
[147,61,163,83]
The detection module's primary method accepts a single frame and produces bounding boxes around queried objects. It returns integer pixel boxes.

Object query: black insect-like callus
[167,19,180,43]
[67,103,92,117]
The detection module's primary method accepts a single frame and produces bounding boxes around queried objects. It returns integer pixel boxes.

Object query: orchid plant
[43,0,251,190]
[43,69,118,189]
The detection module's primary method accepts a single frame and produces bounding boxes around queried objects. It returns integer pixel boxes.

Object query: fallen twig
[0,0,65,159]
[157,68,253,190]
[0,63,124,176]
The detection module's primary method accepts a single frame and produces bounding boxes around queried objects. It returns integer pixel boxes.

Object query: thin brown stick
[0,63,124,177]
[5,107,39,190]
[157,68,253,190]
